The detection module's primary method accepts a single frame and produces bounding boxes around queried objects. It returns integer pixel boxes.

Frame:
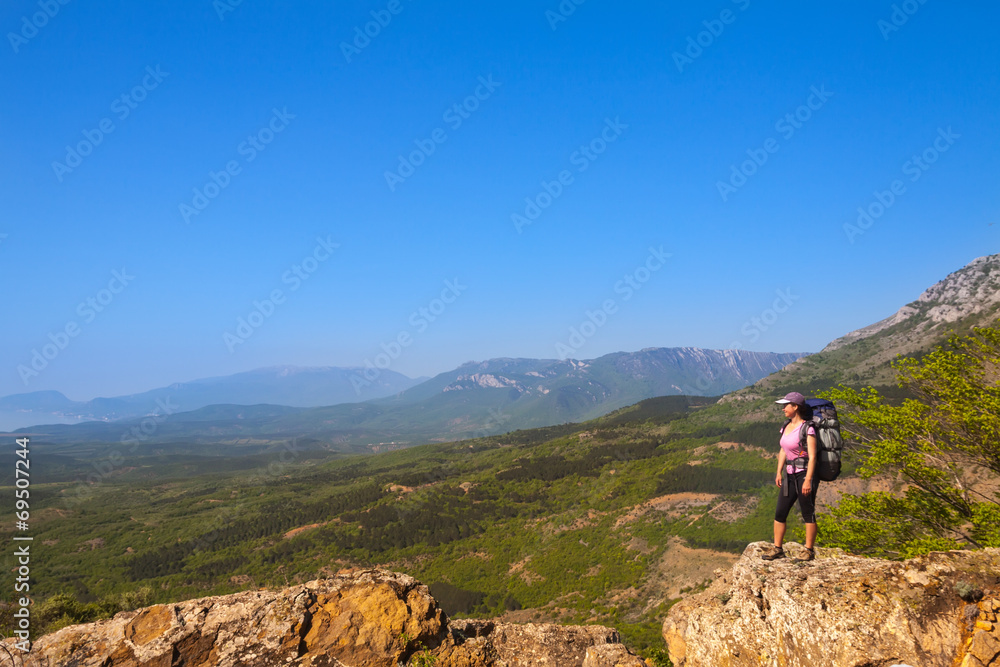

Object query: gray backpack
[782,399,844,482]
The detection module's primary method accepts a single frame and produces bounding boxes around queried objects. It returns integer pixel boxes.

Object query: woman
[761,391,818,562]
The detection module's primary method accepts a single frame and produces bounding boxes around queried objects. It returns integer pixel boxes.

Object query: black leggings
[775,470,818,524]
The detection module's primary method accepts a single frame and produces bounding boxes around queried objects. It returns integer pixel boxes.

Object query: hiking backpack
[783,398,844,482]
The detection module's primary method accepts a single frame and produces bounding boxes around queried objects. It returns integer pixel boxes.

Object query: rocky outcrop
[12,569,643,666]
[441,620,645,667]
[663,541,1000,667]
[824,253,1000,352]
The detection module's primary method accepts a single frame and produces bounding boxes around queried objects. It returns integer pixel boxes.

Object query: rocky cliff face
[733,253,1000,394]
[663,541,1000,667]
[10,569,644,667]
[824,253,1000,353]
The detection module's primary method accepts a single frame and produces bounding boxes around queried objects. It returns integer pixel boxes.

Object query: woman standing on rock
[761,391,818,562]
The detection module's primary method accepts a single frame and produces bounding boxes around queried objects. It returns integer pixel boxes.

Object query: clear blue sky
[2,0,998,401]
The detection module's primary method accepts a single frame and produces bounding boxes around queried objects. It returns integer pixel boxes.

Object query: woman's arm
[803,433,818,495]
[775,449,787,487]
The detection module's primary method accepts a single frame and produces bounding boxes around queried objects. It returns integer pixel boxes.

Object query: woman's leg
[804,522,817,549]
[772,471,796,547]
[798,476,819,549]
[773,520,787,547]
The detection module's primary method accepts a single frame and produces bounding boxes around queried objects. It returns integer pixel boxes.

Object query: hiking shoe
[760,545,785,561]
[793,547,815,563]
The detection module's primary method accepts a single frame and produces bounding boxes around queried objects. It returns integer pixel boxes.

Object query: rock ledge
[663,541,1000,667]
[11,568,644,667]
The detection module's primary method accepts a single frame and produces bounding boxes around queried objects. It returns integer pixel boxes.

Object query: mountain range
[7,347,805,446]
[11,253,999,444]
[6,253,999,659]
[0,365,424,432]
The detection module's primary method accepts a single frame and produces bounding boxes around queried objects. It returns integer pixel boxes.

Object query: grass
[1,397,807,656]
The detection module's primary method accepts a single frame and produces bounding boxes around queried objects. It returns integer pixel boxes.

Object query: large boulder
[12,568,643,666]
[25,569,446,667]
[439,619,646,666]
[663,541,1000,667]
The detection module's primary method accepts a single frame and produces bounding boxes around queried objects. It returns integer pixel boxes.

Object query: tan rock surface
[663,541,1000,667]
[11,568,642,666]
[20,569,444,667]
[441,619,643,666]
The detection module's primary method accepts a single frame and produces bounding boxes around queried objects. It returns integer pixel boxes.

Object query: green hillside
[8,255,999,659]
[3,395,788,656]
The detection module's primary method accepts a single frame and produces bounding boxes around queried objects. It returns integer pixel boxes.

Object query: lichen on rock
[8,568,643,666]
[663,541,1000,667]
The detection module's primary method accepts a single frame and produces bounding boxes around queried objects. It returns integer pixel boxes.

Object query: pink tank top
[779,422,815,474]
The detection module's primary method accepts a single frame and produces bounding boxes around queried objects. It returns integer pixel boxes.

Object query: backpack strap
[789,421,810,464]
[798,421,810,451]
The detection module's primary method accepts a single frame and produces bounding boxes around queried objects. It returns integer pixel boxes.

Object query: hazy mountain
[0,366,423,432]
[19,347,805,445]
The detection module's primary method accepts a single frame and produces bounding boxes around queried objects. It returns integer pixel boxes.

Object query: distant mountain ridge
[15,347,806,445]
[0,366,423,432]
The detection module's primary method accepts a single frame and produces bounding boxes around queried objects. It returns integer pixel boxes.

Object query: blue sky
[2,0,998,401]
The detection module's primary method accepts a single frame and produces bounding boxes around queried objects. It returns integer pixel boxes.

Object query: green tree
[821,325,1000,558]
